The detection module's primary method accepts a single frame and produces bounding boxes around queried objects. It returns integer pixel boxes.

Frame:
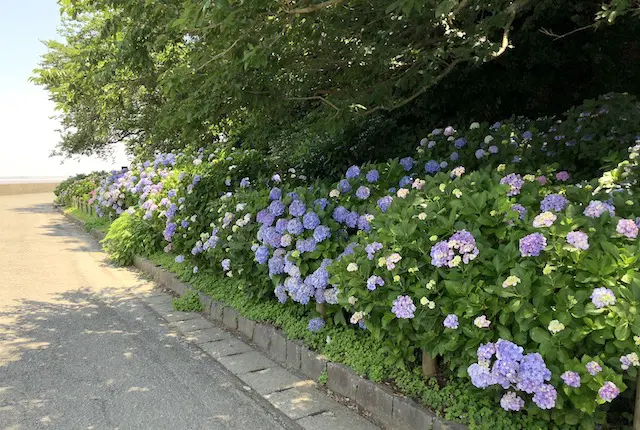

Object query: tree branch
[194,38,241,71]
[286,95,339,111]
[284,0,344,14]
[539,24,596,40]
[492,0,530,58]
[363,58,463,116]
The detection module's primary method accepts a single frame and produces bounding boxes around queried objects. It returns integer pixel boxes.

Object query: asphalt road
[0,193,297,430]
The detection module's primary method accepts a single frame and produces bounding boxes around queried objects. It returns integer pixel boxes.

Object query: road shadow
[9,202,57,214]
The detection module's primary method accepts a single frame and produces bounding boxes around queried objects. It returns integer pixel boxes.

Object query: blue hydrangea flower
[540,194,569,212]
[356,186,370,200]
[269,200,285,216]
[475,149,486,159]
[345,211,359,229]
[488,145,499,154]
[337,179,351,193]
[399,176,412,188]
[287,218,304,235]
[313,198,328,210]
[333,206,349,223]
[367,275,384,291]
[454,138,467,149]
[425,160,440,174]
[519,233,547,257]
[443,314,459,329]
[275,218,289,234]
[255,246,270,264]
[289,200,306,217]
[269,187,282,201]
[346,165,361,179]
[391,295,415,318]
[366,170,379,183]
[308,317,325,332]
[399,157,414,171]
[378,196,392,213]
[175,255,185,263]
[450,152,459,161]
[303,212,320,230]
[313,225,331,243]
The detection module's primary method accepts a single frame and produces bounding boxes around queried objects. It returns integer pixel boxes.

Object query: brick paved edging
[61,208,465,430]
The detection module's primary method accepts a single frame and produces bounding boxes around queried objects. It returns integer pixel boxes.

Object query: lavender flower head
[598,382,620,402]
[561,371,581,388]
[391,295,416,319]
[338,179,351,193]
[591,287,616,309]
[617,219,639,239]
[583,200,615,218]
[289,200,306,217]
[425,160,440,174]
[540,194,569,212]
[175,255,185,263]
[500,174,524,196]
[519,233,547,257]
[378,196,393,213]
[532,384,557,409]
[365,242,383,260]
[586,361,602,376]
[367,275,385,291]
[221,258,231,271]
[366,170,380,183]
[567,231,589,250]
[443,314,459,329]
[269,187,282,201]
[556,171,570,181]
[303,212,320,230]
[510,204,527,220]
[500,392,525,412]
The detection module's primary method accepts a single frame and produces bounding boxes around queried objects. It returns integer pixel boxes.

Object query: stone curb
[61,207,466,430]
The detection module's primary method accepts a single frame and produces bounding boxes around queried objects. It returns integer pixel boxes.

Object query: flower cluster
[430,230,479,268]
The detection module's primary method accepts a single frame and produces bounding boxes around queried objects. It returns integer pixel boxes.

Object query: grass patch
[64,207,110,233]
[172,290,203,312]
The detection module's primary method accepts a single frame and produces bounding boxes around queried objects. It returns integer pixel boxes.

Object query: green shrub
[102,213,162,265]
[172,290,203,312]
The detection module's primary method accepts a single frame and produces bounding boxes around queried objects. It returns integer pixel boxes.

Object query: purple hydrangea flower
[510,204,527,220]
[488,145,499,154]
[519,233,547,257]
[598,382,620,402]
[303,212,320,230]
[240,177,250,188]
[275,218,289,234]
[516,353,551,393]
[540,194,569,212]
[583,200,615,218]
[314,198,329,210]
[617,219,639,239]
[221,258,231,271]
[523,131,533,140]
[357,215,371,232]
[313,225,331,243]
[561,371,581,388]
[268,256,285,276]
[567,231,589,250]
[378,196,393,213]
[367,275,385,291]
[425,160,440,174]
[454,138,467,149]
[475,149,486,159]
[399,176,412,188]
[500,174,524,196]
[346,165,361,179]
[500,392,525,412]
[366,170,380,183]
[468,362,495,388]
[400,157,414,171]
[591,287,616,309]
[450,151,459,161]
[586,361,602,376]
[289,200,306,217]
[443,314,459,329]
[365,242,383,260]
[356,186,371,200]
[296,238,317,253]
[175,255,185,263]
[478,343,496,361]
[532,384,557,409]
[556,171,570,182]
[308,317,325,332]
[257,209,276,227]
[391,295,416,319]
[345,211,359,229]
[430,241,453,268]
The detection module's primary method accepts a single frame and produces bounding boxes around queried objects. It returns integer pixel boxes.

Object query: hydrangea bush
[66,94,640,428]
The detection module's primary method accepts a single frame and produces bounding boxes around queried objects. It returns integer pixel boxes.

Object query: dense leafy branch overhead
[34,0,638,158]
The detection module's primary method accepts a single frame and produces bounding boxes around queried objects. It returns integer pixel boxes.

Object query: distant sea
[0,176,66,184]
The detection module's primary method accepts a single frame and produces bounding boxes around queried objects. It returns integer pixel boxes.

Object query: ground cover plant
[60,93,640,429]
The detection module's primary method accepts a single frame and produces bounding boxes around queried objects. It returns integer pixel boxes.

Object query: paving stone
[297,408,380,430]
[433,419,467,430]
[253,323,275,350]
[356,379,394,427]
[157,309,201,323]
[300,347,327,381]
[392,396,435,430]
[238,367,306,395]
[197,292,212,314]
[237,315,255,339]
[144,294,173,306]
[217,351,277,375]
[264,386,338,420]
[199,338,252,358]
[183,327,231,344]
[222,307,238,330]
[171,316,214,334]
[268,330,287,362]
[286,340,302,370]
[146,301,175,314]
[327,362,361,400]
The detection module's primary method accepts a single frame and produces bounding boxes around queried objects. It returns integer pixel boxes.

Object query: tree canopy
[33,0,640,161]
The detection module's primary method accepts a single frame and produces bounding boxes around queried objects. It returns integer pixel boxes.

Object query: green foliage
[34,0,640,161]
[65,208,111,233]
[173,290,204,312]
[102,213,162,265]
[54,172,106,206]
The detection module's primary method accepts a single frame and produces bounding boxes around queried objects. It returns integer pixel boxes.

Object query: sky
[0,0,129,178]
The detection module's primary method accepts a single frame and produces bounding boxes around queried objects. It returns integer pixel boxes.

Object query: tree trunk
[421,349,437,378]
